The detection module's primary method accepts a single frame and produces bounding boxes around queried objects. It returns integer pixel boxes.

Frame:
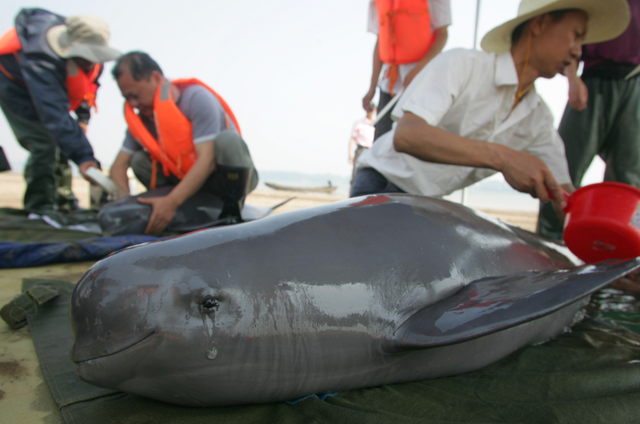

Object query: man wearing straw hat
[350,0,630,213]
[0,8,121,212]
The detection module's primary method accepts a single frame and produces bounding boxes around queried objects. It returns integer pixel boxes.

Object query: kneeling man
[351,0,630,214]
[109,52,258,234]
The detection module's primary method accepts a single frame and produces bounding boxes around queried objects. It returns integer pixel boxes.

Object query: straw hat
[481,0,631,54]
[46,15,121,63]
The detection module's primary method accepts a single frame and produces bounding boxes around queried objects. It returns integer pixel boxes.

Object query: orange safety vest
[0,27,101,111]
[375,0,434,95]
[124,78,241,188]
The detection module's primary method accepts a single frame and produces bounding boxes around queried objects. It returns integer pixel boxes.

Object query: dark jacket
[0,8,96,165]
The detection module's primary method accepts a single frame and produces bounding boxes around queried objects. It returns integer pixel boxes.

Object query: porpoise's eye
[201,297,220,311]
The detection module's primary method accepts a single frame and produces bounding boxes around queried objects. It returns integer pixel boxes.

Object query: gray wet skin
[70,194,640,407]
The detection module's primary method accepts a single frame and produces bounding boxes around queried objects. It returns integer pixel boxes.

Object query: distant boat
[265,180,338,194]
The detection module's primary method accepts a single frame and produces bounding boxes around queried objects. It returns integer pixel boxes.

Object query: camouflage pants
[1,105,78,212]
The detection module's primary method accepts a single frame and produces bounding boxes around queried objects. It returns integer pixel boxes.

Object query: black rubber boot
[0,146,10,172]
[217,166,252,223]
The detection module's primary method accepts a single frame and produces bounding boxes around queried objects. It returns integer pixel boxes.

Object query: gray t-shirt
[120,83,237,155]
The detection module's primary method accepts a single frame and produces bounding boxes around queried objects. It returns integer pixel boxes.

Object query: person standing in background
[362,0,451,141]
[349,104,376,186]
[537,0,640,242]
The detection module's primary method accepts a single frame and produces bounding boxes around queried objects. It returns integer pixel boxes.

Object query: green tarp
[25,279,640,424]
[0,208,100,244]
[0,208,159,268]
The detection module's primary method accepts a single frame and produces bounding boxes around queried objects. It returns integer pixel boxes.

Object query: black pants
[374,90,394,141]
[350,167,406,197]
[1,103,78,211]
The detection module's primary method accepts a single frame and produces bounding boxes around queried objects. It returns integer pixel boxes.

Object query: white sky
[0,0,605,183]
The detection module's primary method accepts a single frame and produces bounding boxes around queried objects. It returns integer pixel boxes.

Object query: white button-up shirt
[357,48,571,197]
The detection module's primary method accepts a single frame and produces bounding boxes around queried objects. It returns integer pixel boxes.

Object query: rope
[150,159,158,189]
[514,30,535,108]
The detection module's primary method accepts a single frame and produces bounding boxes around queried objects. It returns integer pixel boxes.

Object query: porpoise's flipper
[395,258,640,348]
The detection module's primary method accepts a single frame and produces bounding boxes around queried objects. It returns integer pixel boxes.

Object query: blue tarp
[0,236,159,268]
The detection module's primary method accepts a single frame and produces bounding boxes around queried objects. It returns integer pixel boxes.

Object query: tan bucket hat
[481,0,631,54]
[46,15,121,63]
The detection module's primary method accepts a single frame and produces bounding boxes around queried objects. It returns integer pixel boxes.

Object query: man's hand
[565,59,588,111]
[549,183,574,222]
[138,195,180,234]
[79,161,99,184]
[568,77,588,111]
[137,141,214,234]
[362,89,375,113]
[610,269,640,295]
[363,38,383,113]
[497,146,567,208]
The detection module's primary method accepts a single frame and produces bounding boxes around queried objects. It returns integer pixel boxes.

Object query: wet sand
[0,172,538,231]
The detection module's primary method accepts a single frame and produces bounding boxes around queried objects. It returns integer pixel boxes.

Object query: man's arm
[138,141,215,234]
[110,151,133,197]
[393,112,567,207]
[362,39,383,112]
[403,26,449,88]
[18,52,98,178]
[565,59,588,111]
[348,137,357,164]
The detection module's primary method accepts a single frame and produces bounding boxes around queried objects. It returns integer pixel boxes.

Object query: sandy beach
[0,171,538,231]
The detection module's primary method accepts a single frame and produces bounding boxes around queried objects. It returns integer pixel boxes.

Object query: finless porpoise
[70,194,640,406]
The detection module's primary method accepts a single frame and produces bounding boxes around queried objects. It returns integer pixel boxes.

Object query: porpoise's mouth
[73,331,157,364]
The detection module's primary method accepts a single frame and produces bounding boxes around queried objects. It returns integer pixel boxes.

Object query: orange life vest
[0,27,101,111]
[375,0,434,94]
[124,78,241,187]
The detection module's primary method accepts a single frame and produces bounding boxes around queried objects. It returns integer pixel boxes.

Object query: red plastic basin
[564,182,640,264]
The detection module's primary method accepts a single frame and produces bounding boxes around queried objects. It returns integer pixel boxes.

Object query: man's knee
[130,151,154,188]
[130,150,149,169]
[214,131,253,168]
